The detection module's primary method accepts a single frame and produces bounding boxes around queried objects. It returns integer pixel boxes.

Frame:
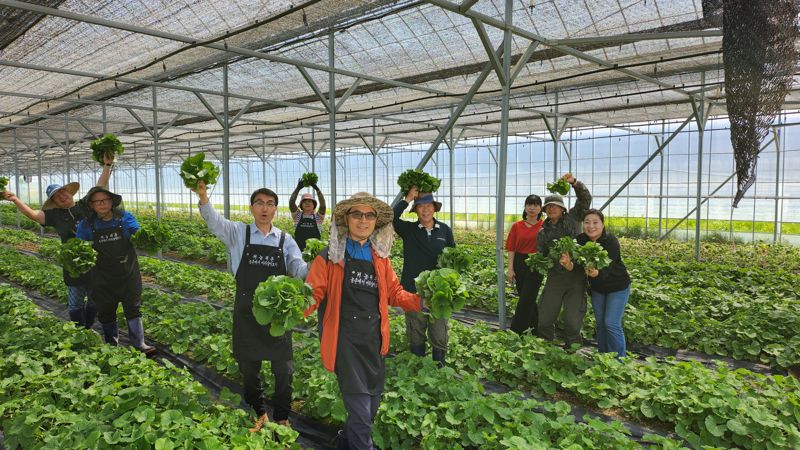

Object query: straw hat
[42,182,80,210]
[333,192,393,229]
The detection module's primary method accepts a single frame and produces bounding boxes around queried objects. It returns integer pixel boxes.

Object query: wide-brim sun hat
[84,186,123,210]
[333,192,393,229]
[542,194,567,211]
[412,193,442,212]
[300,192,318,209]
[42,182,80,210]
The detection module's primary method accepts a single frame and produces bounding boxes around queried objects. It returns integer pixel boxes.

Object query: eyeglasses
[90,198,112,205]
[347,211,378,221]
[252,200,276,208]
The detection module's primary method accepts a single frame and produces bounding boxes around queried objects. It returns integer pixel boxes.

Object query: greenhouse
[0,0,799,449]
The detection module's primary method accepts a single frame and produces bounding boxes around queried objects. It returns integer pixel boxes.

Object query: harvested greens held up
[90,134,124,165]
[547,179,571,195]
[131,222,172,254]
[575,241,611,270]
[180,152,220,189]
[300,172,319,187]
[57,238,97,278]
[0,176,8,192]
[397,169,441,195]
[302,238,327,263]
[415,268,469,320]
[436,246,473,273]
[525,253,554,276]
[252,275,315,337]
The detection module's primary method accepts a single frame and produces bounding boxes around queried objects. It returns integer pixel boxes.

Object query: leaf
[705,415,725,437]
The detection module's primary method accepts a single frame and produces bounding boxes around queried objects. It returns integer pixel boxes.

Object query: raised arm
[96,153,114,188]
[288,179,303,214]
[313,184,326,216]
[2,191,45,225]
[194,180,241,248]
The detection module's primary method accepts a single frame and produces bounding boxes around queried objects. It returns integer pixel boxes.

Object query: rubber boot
[409,343,426,357]
[100,321,119,346]
[127,317,156,355]
[84,302,97,329]
[336,429,349,450]
[432,347,446,368]
[67,309,84,327]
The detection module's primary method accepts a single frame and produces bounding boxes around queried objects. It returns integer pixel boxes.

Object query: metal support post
[658,121,665,237]
[64,112,71,182]
[495,0,512,330]
[152,87,162,223]
[773,128,781,243]
[693,72,705,261]
[329,31,337,207]
[222,62,231,218]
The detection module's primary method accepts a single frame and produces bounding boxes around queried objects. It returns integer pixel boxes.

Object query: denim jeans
[67,285,91,312]
[590,285,630,357]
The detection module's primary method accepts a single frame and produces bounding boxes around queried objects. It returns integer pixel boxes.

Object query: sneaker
[248,413,269,433]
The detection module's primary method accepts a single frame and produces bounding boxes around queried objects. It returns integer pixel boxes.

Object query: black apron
[294,214,321,251]
[90,218,139,296]
[335,253,383,395]
[233,224,291,362]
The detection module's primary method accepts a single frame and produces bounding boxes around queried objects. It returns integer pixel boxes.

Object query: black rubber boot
[100,321,119,346]
[84,302,97,329]
[409,343,426,357]
[432,347,446,368]
[67,309,84,327]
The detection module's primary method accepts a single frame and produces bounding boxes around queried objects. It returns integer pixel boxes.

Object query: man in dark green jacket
[393,186,455,366]
[536,173,592,348]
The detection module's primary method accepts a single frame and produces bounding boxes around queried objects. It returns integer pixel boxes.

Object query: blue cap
[412,193,442,212]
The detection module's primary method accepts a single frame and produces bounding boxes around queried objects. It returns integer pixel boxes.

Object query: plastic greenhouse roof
[1,0,798,172]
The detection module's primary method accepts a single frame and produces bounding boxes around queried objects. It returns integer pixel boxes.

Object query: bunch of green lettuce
[436,246,473,273]
[397,169,441,195]
[131,222,172,254]
[301,172,319,187]
[574,240,612,270]
[57,238,97,278]
[90,134,124,165]
[180,152,220,189]
[546,179,571,195]
[302,238,328,263]
[525,253,553,276]
[549,236,579,261]
[415,268,469,319]
[0,176,8,192]
[252,275,315,336]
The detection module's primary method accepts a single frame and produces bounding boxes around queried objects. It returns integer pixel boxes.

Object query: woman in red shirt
[505,194,545,334]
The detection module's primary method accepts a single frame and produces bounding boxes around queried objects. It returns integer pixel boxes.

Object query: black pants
[237,358,294,421]
[342,392,381,450]
[509,253,544,334]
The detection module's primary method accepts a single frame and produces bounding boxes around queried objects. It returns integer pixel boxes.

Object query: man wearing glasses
[2,153,114,329]
[192,181,307,432]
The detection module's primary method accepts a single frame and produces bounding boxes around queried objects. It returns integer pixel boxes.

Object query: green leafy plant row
[0,284,298,449]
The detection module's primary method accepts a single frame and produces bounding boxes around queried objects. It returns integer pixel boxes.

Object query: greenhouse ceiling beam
[425,0,701,102]
[0,0,454,98]
[554,30,722,46]
[0,59,326,114]
[598,113,695,212]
